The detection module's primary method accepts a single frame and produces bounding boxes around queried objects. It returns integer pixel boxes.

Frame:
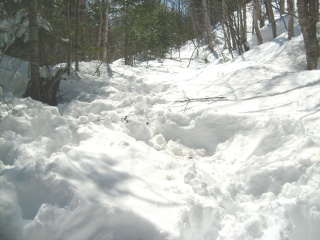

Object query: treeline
[1,0,194,68]
[1,0,319,69]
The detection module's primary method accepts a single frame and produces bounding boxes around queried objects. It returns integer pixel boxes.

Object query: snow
[1,11,320,240]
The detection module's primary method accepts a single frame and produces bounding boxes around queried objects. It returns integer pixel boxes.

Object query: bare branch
[175,94,226,112]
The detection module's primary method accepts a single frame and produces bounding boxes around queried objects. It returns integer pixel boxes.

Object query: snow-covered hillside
[1,22,320,240]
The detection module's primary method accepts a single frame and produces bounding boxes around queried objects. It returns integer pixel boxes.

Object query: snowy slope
[1,29,320,240]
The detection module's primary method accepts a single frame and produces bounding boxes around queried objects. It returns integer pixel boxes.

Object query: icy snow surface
[1,33,320,240]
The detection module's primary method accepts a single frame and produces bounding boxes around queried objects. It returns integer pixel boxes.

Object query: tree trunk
[178,0,182,58]
[97,0,103,60]
[43,68,66,106]
[102,0,109,62]
[287,0,294,40]
[67,0,72,75]
[259,1,265,28]
[124,0,129,65]
[75,0,80,71]
[202,0,214,52]
[222,0,233,57]
[190,3,201,46]
[297,0,319,70]
[242,0,249,51]
[253,0,263,45]
[279,0,285,14]
[24,0,41,100]
[227,11,238,51]
[264,0,277,38]
[24,0,66,105]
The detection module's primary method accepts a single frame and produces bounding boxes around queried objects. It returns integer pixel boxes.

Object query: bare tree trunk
[43,68,66,106]
[287,0,295,40]
[221,0,234,57]
[124,0,129,65]
[264,0,277,38]
[97,0,103,60]
[222,23,233,58]
[227,12,238,51]
[279,0,285,14]
[67,0,72,75]
[75,0,80,71]
[253,0,263,45]
[102,0,109,62]
[190,4,201,46]
[242,0,249,51]
[259,1,265,28]
[202,0,214,52]
[177,0,183,59]
[24,0,41,100]
[297,0,319,70]
[237,2,244,53]
[24,0,66,105]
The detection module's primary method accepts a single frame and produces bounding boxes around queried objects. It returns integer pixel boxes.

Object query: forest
[1,0,318,67]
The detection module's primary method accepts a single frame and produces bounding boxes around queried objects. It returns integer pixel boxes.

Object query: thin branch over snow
[0,84,15,118]
[176,94,226,112]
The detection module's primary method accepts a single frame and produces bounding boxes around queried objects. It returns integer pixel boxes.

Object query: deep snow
[1,10,320,240]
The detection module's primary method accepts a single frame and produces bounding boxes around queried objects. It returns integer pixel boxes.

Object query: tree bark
[264,0,277,38]
[67,0,72,75]
[44,68,66,106]
[259,1,265,28]
[253,0,263,45]
[24,0,41,100]
[202,0,214,52]
[75,0,80,71]
[124,0,129,65]
[221,0,233,57]
[242,0,249,51]
[287,0,294,40]
[279,0,285,14]
[297,0,319,70]
[96,0,103,60]
[102,0,109,62]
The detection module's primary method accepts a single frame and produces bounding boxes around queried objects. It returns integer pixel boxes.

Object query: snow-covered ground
[1,16,320,240]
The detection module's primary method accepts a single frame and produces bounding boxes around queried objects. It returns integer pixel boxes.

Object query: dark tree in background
[24,0,41,101]
[23,0,66,105]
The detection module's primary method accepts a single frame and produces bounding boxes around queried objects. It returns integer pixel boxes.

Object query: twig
[93,61,103,76]
[187,45,200,68]
[270,3,299,18]
[176,96,226,103]
[175,95,227,112]
[0,84,16,118]
[59,91,70,98]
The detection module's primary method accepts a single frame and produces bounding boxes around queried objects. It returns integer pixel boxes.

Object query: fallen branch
[93,61,103,76]
[0,84,16,118]
[80,115,108,125]
[176,95,226,112]
[176,96,226,103]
